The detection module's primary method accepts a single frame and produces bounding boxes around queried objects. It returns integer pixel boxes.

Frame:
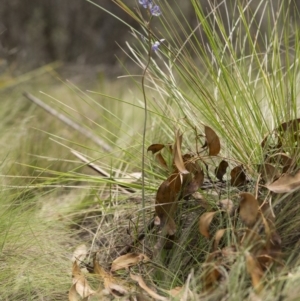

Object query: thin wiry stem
[141,17,153,228]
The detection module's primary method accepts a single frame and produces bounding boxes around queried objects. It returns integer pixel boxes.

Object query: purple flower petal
[150,5,161,16]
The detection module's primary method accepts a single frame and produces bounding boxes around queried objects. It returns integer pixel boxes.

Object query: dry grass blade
[23,92,112,152]
[204,126,221,156]
[239,193,259,227]
[71,150,135,193]
[111,253,149,272]
[199,212,217,238]
[266,170,300,193]
[130,273,167,301]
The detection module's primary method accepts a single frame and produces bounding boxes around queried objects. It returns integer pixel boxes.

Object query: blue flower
[150,5,161,16]
[152,39,165,52]
[139,0,161,16]
[139,0,152,9]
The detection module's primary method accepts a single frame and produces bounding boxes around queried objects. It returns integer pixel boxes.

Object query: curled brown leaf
[94,255,128,298]
[213,229,226,250]
[231,165,247,187]
[266,170,300,193]
[155,173,182,235]
[246,253,264,293]
[239,193,259,227]
[199,212,217,238]
[111,253,149,272]
[173,130,189,174]
[215,160,228,181]
[147,144,165,154]
[204,126,221,156]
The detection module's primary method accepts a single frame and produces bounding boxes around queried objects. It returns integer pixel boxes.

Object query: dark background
[0,0,299,76]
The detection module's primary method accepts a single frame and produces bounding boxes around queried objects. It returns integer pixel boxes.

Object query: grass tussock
[2,0,300,300]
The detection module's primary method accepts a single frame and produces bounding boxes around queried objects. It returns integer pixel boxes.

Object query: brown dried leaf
[231,165,247,187]
[155,173,182,235]
[204,126,221,156]
[173,130,189,174]
[213,229,226,250]
[266,152,293,167]
[257,163,280,184]
[246,253,264,293]
[147,144,165,154]
[277,118,300,132]
[111,253,149,272]
[239,193,259,227]
[93,255,128,297]
[266,170,300,193]
[182,168,204,197]
[202,253,222,291]
[155,153,168,169]
[69,283,80,301]
[215,160,228,181]
[199,212,217,238]
[130,273,167,301]
[70,261,95,300]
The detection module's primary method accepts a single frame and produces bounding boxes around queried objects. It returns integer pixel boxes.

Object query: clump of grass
[2,0,300,300]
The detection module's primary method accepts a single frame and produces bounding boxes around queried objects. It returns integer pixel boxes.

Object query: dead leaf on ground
[215,160,229,181]
[239,193,259,227]
[72,244,88,264]
[69,261,95,301]
[94,255,128,298]
[173,130,189,174]
[204,126,221,156]
[246,253,264,293]
[231,165,247,186]
[130,273,167,301]
[266,170,300,193]
[147,144,165,154]
[111,253,149,272]
[213,229,226,250]
[199,212,217,238]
